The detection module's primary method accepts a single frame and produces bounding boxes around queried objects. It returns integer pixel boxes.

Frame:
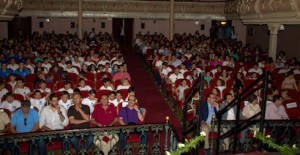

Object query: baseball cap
[21,100,31,108]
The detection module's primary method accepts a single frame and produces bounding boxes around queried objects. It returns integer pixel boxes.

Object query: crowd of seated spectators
[0,30,146,154]
[135,31,300,151]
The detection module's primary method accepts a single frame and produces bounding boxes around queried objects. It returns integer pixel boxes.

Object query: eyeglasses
[24,118,27,126]
[128,99,135,101]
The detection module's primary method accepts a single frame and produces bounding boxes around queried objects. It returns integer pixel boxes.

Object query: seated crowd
[135,31,300,151]
[0,31,146,154]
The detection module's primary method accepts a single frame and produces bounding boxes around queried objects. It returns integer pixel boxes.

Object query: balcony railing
[212,120,300,153]
[0,122,179,155]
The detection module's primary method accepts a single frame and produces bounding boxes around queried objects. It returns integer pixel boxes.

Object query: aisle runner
[122,49,182,138]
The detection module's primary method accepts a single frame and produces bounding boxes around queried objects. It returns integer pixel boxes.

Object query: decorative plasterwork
[236,0,300,24]
[20,10,227,20]
[290,0,300,17]
[1,0,23,14]
[267,23,280,35]
[20,0,228,20]
[0,0,23,20]
[236,0,253,15]
[261,0,285,11]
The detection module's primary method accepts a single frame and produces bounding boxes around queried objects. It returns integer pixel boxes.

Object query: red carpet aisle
[122,49,182,137]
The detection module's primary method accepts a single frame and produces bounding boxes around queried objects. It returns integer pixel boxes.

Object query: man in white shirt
[248,64,263,75]
[41,58,52,71]
[14,78,31,98]
[58,91,72,110]
[219,93,237,151]
[99,78,114,91]
[26,90,50,116]
[58,81,74,94]
[58,58,67,71]
[7,58,19,71]
[77,78,92,91]
[65,61,79,74]
[168,68,184,84]
[0,81,9,101]
[38,93,69,154]
[0,92,21,113]
[82,89,98,113]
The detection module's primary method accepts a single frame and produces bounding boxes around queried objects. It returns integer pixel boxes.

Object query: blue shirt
[0,69,13,79]
[14,69,30,79]
[206,102,216,123]
[11,109,39,133]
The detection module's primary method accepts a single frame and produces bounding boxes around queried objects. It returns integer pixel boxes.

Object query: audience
[0,29,299,153]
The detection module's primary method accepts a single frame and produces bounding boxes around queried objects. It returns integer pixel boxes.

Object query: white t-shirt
[111,98,124,107]
[248,68,263,75]
[78,86,92,91]
[99,86,113,91]
[58,99,72,110]
[7,64,19,71]
[82,97,97,113]
[42,63,52,71]
[30,97,47,115]
[0,100,21,112]
[168,73,184,83]
[116,85,130,91]
[161,67,173,76]
[0,88,9,101]
[14,87,31,98]
[58,88,74,94]
[38,88,51,94]
[66,67,79,74]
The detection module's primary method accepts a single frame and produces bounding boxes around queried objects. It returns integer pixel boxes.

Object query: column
[78,0,83,40]
[267,24,281,61]
[169,0,174,40]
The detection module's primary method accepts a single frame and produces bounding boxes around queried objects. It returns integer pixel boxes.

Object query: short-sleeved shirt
[11,109,39,133]
[0,111,10,133]
[30,97,46,115]
[14,87,31,98]
[0,100,21,113]
[67,104,90,129]
[82,97,97,113]
[119,107,139,125]
[92,104,117,126]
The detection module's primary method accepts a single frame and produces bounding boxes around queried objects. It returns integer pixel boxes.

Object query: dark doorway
[8,17,32,39]
[112,18,133,47]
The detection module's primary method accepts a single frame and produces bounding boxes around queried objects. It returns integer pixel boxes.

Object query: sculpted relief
[1,0,23,14]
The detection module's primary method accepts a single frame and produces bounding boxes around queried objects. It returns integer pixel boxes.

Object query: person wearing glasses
[200,93,220,153]
[10,100,39,154]
[118,95,146,152]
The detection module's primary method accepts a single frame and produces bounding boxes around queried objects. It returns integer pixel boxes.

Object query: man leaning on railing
[38,93,69,154]
[67,92,93,154]
[10,100,39,155]
[90,94,119,155]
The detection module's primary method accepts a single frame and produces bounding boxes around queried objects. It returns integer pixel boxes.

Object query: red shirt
[92,104,118,126]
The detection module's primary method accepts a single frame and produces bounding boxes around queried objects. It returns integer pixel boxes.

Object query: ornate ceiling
[1,0,300,25]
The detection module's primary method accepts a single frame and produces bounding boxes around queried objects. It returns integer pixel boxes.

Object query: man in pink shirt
[265,95,289,120]
[265,95,294,143]
[112,64,131,82]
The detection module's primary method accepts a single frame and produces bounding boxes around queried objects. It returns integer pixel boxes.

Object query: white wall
[232,20,247,45]
[134,18,212,38]
[31,17,112,34]
[0,22,8,39]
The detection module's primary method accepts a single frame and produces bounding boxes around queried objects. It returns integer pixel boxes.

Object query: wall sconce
[195,21,199,25]
[221,21,227,25]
